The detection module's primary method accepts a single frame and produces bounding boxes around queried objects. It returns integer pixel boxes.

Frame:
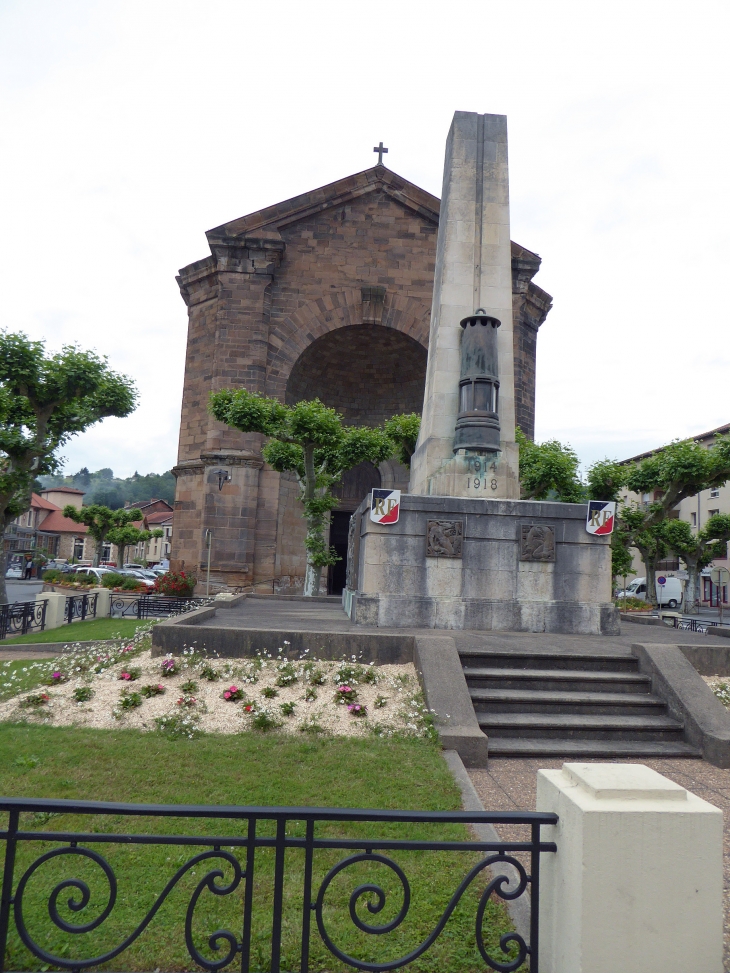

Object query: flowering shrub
[73,686,94,703]
[303,686,318,702]
[155,712,201,739]
[334,662,377,685]
[181,679,198,694]
[250,706,282,732]
[303,663,325,685]
[160,656,179,677]
[222,685,246,702]
[712,682,730,706]
[374,695,388,709]
[152,571,196,598]
[20,692,50,708]
[118,667,141,682]
[347,703,367,717]
[334,684,357,704]
[140,684,166,698]
[198,662,220,681]
[177,694,198,708]
[275,662,298,687]
[117,690,143,711]
[45,671,68,685]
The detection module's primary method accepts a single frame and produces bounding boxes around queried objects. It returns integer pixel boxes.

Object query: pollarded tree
[384,413,421,468]
[659,514,730,614]
[0,332,137,604]
[210,391,398,597]
[61,504,144,567]
[515,428,584,503]
[106,522,163,569]
[623,434,730,604]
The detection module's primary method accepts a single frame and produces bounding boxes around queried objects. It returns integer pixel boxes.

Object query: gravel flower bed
[0,638,433,740]
[703,675,730,706]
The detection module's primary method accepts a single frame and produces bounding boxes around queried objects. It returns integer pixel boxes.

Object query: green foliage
[384,412,421,468]
[152,570,196,597]
[62,504,145,565]
[41,568,62,583]
[585,459,625,502]
[0,331,137,601]
[101,572,127,588]
[515,427,584,503]
[210,390,397,593]
[39,468,176,508]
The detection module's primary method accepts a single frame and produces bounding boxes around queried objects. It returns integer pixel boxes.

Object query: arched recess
[285,325,428,426]
[266,291,430,402]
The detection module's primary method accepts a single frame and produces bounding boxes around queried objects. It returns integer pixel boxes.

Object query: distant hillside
[37,468,175,509]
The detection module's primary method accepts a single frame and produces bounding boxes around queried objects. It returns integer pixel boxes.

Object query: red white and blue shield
[370,489,401,524]
[586,500,616,535]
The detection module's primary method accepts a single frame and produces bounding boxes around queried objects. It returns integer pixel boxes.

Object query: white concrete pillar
[35,592,67,630]
[537,762,723,973]
[90,587,111,617]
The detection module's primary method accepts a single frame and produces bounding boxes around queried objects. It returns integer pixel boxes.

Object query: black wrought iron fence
[0,797,557,973]
[111,596,212,619]
[0,600,47,641]
[63,593,97,625]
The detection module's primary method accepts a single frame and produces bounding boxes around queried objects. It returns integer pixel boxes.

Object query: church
[171,161,553,593]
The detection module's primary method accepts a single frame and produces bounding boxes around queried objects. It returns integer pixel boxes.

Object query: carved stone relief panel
[426,520,463,558]
[520,524,556,562]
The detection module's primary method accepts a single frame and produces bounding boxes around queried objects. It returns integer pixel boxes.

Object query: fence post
[537,762,723,972]
[91,587,111,617]
[34,592,66,630]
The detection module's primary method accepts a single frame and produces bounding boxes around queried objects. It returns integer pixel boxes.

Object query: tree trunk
[93,535,104,568]
[685,560,700,615]
[0,542,8,606]
[303,560,322,597]
[635,542,657,607]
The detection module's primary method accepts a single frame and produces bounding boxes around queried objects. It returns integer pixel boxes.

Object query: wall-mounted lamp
[212,469,231,491]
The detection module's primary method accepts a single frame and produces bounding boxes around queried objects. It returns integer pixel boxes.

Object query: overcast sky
[1,0,728,477]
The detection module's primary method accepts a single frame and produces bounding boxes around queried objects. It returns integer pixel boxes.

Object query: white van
[619,576,683,609]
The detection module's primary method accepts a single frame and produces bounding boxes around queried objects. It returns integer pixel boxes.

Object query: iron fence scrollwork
[64,593,98,625]
[0,600,47,641]
[110,596,213,619]
[0,797,557,973]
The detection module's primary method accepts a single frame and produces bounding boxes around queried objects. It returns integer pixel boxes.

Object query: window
[102,543,112,561]
[691,512,697,526]
[709,509,720,518]
[73,537,84,560]
[458,379,498,414]
[710,488,720,498]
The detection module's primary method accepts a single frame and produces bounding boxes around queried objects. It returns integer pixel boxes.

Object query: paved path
[469,757,730,968]
[205,596,714,648]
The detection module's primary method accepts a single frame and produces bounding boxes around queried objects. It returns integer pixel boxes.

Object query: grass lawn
[1,617,149,645]
[0,725,517,972]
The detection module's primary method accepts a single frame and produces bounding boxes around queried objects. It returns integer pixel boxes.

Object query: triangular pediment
[206,166,441,241]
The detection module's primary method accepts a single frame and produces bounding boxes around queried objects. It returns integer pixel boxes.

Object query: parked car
[73,567,113,585]
[116,568,156,589]
[617,576,683,609]
[4,563,22,580]
[150,565,168,576]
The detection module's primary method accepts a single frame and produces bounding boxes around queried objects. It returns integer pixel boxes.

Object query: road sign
[711,567,730,585]
[657,576,667,586]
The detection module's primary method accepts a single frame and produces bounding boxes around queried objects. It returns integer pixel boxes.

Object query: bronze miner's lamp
[453,308,501,453]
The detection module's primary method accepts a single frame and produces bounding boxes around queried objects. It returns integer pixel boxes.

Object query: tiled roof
[39,486,86,495]
[31,493,59,511]
[39,511,89,533]
[145,511,173,524]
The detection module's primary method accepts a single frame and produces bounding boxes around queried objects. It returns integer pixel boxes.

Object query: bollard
[537,762,723,973]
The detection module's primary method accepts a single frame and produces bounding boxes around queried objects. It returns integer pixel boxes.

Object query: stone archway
[285,325,428,426]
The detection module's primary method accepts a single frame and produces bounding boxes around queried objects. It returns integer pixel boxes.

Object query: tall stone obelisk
[409,112,520,499]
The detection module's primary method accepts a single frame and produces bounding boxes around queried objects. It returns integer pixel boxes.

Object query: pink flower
[223,691,231,699]
[157,684,164,691]
[52,672,62,680]
[229,685,238,692]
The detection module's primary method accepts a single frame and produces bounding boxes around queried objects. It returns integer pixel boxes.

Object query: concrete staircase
[460,645,702,758]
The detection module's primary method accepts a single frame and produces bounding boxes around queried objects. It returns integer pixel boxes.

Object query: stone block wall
[172,167,552,589]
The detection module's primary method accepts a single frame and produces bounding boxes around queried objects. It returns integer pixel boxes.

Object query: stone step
[463,666,652,694]
[478,712,685,742]
[469,687,666,716]
[459,648,640,673]
[485,737,703,759]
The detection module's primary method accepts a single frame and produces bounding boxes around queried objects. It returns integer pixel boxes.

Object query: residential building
[619,421,730,607]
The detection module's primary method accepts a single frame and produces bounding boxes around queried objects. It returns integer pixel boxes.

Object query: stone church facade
[172,165,552,591]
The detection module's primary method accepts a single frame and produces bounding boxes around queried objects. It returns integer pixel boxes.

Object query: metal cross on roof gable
[373,141,388,165]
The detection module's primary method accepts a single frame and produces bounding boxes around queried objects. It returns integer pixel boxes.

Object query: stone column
[409,111,519,499]
[537,762,723,973]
